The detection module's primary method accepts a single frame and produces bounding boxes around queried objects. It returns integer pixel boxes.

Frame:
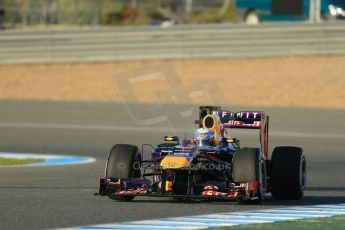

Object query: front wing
[98,177,261,202]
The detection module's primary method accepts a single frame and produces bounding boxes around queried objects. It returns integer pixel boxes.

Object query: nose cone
[160,156,191,169]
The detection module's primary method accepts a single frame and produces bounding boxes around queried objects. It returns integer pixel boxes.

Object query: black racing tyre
[233,148,267,204]
[271,146,306,199]
[106,144,141,201]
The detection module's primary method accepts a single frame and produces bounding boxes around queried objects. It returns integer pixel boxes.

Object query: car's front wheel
[106,144,141,201]
[233,147,267,204]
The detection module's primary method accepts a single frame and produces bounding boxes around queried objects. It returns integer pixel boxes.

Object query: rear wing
[195,106,265,129]
[196,106,269,160]
[213,110,263,129]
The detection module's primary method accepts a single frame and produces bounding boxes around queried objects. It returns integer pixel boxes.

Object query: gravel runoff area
[0,56,344,109]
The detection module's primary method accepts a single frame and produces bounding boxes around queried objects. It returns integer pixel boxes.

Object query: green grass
[0,157,44,166]
[214,215,345,230]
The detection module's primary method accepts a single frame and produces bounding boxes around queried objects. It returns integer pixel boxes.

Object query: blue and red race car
[98,106,306,204]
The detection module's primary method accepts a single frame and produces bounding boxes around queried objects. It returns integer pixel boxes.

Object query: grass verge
[0,157,45,166]
[214,215,345,230]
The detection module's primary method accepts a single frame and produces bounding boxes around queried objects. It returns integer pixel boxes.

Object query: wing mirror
[164,136,179,144]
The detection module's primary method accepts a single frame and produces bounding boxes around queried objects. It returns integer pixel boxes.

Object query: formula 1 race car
[98,106,306,204]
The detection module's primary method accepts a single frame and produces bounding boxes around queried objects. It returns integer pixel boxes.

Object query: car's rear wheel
[271,146,306,199]
[233,148,267,204]
[106,144,141,201]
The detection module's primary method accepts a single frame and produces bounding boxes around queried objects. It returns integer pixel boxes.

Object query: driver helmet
[194,128,215,147]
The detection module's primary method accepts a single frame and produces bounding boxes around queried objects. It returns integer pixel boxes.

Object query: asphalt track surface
[0,100,345,230]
